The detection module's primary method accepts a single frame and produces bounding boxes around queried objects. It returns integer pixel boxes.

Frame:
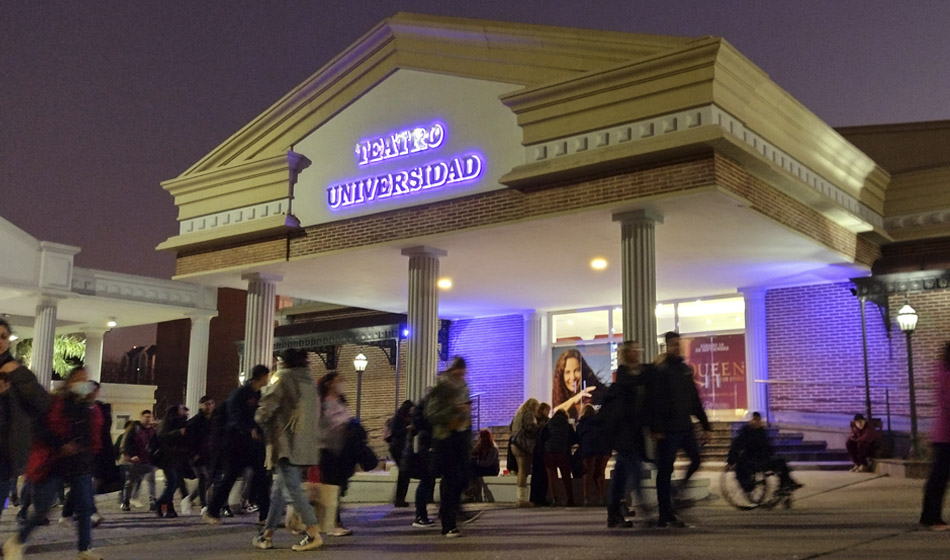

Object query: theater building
[156,14,950,445]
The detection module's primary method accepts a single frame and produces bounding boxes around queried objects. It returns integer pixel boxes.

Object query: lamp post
[896,303,920,459]
[354,351,368,421]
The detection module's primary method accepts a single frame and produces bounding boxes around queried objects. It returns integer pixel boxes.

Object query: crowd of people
[3,311,950,559]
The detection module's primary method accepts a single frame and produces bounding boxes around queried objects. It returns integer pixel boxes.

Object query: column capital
[35,294,65,307]
[241,272,283,284]
[82,327,111,338]
[612,208,664,225]
[401,246,447,258]
[739,286,769,299]
[186,311,219,322]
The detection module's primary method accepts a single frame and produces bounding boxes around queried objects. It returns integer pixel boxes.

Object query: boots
[607,504,633,528]
[516,486,533,507]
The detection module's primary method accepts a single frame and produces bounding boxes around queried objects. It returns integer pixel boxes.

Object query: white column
[186,313,214,414]
[613,210,663,363]
[523,312,550,403]
[32,299,59,390]
[83,328,109,382]
[241,273,281,376]
[742,287,769,420]
[402,246,445,402]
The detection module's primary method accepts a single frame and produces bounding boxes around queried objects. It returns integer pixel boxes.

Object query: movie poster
[550,344,613,419]
[682,334,747,411]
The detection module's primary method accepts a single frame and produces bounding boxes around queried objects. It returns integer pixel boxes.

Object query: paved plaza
[4,471,947,560]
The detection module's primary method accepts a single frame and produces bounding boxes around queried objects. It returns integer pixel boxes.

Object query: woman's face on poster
[563,357,582,393]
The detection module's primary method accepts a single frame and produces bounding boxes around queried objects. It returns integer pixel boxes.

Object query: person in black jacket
[410,390,437,528]
[388,400,413,508]
[649,331,711,529]
[529,403,551,506]
[601,340,647,527]
[544,409,577,507]
[204,364,270,524]
[156,404,189,518]
[182,396,214,515]
[728,412,801,493]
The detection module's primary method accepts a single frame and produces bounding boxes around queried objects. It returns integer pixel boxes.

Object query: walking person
[920,341,950,530]
[252,349,323,551]
[122,411,157,511]
[204,365,270,524]
[316,372,355,537]
[410,389,437,528]
[0,319,51,523]
[509,398,541,507]
[181,396,214,515]
[544,409,577,507]
[530,403,551,506]
[115,421,133,509]
[387,400,413,508]
[3,366,103,560]
[155,405,189,518]
[576,404,611,507]
[649,331,711,529]
[425,357,472,538]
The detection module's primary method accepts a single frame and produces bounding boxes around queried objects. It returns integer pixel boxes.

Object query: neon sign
[327,121,484,210]
[355,123,445,167]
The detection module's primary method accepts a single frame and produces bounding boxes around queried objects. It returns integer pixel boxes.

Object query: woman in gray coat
[252,348,323,552]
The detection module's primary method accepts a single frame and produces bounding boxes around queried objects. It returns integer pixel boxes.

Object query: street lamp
[354,351,368,421]
[896,303,920,459]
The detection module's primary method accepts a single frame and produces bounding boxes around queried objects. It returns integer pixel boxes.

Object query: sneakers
[291,533,323,551]
[656,517,688,529]
[91,512,104,527]
[120,502,131,512]
[252,534,274,549]
[329,526,353,537]
[202,511,221,525]
[221,505,234,518]
[77,549,105,560]
[3,536,24,560]
[59,515,73,526]
[412,516,435,528]
[130,499,143,509]
[443,528,461,538]
[181,497,193,516]
[244,503,260,514]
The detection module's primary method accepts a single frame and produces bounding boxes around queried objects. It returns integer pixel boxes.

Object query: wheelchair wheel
[720,464,782,510]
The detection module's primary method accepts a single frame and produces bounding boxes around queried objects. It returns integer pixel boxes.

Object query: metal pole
[906,331,920,458]
[356,369,364,421]
[859,297,872,421]
[394,342,401,413]
[885,388,892,433]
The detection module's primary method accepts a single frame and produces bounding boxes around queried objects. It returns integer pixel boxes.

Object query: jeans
[264,460,318,531]
[21,474,94,551]
[124,463,156,503]
[187,464,211,507]
[656,430,702,521]
[607,450,644,509]
[117,465,129,504]
[921,443,950,525]
[158,468,180,507]
[393,447,410,504]
[435,431,470,533]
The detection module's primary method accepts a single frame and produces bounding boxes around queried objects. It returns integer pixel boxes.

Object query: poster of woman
[551,347,610,420]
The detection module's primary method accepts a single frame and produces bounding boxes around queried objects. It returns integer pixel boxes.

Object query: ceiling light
[437,278,452,289]
[590,258,608,270]
[107,318,117,328]
[567,320,574,326]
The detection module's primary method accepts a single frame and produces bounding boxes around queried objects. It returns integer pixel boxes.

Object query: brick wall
[438,314,524,429]
[766,282,948,423]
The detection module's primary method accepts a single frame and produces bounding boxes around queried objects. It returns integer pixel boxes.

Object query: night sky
[2,1,949,355]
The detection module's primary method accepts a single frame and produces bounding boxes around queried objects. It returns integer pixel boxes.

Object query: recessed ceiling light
[437,278,452,289]
[107,318,117,328]
[567,320,574,326]
[590,258,608,270]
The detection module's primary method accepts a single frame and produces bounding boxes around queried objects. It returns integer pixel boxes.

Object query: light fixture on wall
[897,303,920,458]
[354,351,368,421]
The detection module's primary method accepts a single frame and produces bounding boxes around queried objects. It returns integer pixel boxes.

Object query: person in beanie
[252,349,323,551]
[424,357,471,538]
[3,366,103,560]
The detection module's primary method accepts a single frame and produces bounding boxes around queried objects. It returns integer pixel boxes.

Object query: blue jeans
[0,462,10,520]
[264,460,317,532]
[607,450,644,508]
[158,468,180,506]
[21,474,94,551]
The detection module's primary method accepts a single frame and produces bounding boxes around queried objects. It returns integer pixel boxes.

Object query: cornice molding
[71,267,218,311]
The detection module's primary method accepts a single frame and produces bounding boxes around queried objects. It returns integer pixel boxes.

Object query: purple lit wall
[439,314,524,429]
[766,282,946,423]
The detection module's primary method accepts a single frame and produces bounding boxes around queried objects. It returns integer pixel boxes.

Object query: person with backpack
[387,400,413,508]
[122,410,157,511]
[204,365,270,524]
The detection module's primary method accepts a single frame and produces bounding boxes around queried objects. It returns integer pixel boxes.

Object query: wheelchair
[720,462,792,510]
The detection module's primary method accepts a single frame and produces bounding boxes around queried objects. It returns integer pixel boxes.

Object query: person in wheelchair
[727,412,803,494]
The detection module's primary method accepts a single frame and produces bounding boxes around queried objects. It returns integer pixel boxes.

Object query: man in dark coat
[728,412,801,492]
[182,395,214,515]
[601,340,647,528]
[648,331,711,528]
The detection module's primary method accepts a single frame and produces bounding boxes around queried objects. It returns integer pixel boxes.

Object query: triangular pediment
[178,12,698,178]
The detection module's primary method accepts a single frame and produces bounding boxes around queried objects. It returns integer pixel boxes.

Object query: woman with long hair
[468,429,499,502]
[920,341,950,530]
[552,350,602,420]
[317,371,354,537]
[509,398,540,507]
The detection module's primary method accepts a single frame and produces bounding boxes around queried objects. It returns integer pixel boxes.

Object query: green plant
[14,335,86,378]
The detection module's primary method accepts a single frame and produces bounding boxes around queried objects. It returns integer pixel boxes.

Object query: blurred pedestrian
[509,398,540,507]
[387,400,413,508]
[576,404,611,507]
[182,396,214,515]
[155,404,189,518]
[920,342,950,530]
